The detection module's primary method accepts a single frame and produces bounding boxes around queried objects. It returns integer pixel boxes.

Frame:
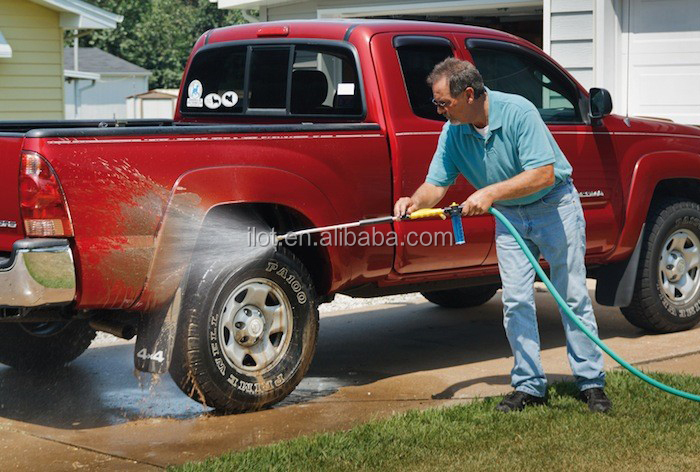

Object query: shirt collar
[458,87,502,137]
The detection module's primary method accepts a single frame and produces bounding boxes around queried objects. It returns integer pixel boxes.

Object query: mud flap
[595,224,645,307]
[134,287,182,373]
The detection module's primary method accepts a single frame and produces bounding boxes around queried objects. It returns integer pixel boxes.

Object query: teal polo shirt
[426,89,573,206]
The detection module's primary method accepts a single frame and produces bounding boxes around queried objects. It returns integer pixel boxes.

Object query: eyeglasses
[431,98,451,108]
[431,87,477,108]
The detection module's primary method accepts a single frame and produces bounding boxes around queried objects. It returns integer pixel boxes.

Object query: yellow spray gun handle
[405,208,447,220]
[403,203,462,220]
[402,203,465,245]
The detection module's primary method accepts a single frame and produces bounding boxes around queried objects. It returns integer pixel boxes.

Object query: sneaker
[496,390,547,412]
[579,388,612,413]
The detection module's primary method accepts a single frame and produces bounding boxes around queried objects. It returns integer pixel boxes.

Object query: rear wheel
[421,284,500,309]
[622,199,700,332]
[0,320,96,370]
[169,248,318,413]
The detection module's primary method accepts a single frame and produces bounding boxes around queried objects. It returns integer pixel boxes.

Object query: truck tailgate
[0,135,24,252]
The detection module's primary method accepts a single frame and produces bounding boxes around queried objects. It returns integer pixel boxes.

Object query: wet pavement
[2,283,700,470]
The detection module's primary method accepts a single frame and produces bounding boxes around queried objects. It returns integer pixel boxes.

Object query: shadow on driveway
[0,291,669,430]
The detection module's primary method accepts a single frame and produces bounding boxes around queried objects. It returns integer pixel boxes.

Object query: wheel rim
[657,229,700,306]
[218,278,293,374]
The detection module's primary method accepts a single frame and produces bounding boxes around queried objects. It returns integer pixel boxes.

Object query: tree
[69,0,245,88]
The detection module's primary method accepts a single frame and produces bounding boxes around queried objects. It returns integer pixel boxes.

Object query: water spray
[276,204,700,402]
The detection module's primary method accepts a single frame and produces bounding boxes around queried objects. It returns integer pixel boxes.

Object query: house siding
[0,0,64,120]
[65,75,149,119]
[267,1,317,21]
[547,0,594,89]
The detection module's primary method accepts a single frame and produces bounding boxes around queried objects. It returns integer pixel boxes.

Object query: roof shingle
[64,47,151,75]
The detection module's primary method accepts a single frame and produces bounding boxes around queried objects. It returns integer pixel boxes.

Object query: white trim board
[318,0,542,18]
[0,30,11,59]
[216,0,296,8]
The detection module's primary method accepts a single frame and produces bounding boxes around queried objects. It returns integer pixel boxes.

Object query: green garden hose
[489,206,700,402]
[278,205,700,402]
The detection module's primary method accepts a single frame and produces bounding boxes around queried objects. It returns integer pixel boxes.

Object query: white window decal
[204,93,222,109]
[221,91,239,107]
[187,79,204,107]
[337,83,355,96]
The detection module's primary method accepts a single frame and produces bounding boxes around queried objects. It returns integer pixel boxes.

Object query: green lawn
[175,371,700,472]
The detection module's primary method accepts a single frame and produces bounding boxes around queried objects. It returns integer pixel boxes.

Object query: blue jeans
[494,179,605,397]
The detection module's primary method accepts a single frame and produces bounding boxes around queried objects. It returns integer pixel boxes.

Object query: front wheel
[622,199,700,332]
[170,248,318,413]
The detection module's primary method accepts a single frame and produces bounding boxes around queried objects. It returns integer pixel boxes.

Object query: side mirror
[589,88,613,119]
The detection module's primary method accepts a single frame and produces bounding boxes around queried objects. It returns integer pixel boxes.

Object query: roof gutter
[30,0,123,29]
[64,70,101,80]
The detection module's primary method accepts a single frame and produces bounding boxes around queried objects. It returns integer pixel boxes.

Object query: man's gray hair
[427,58,486,99]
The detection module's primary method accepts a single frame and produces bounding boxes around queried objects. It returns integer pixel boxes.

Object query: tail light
[19,151,74,237]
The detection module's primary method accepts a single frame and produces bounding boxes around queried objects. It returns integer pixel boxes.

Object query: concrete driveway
[1,284,700,470]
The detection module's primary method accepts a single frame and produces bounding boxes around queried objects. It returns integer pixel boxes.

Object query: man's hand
[394,182,450,218]
[394,197,418,218]
[461,188,494,216]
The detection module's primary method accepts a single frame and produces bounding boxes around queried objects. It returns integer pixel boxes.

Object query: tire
[621,198,700,332]
[421,284,500,309]
[0,320,96,370]
[169,247,319,413]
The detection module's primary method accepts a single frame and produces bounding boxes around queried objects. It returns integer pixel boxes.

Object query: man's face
[431,77,476,125]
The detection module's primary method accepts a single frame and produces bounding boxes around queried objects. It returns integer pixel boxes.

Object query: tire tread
[621,198,700,333]
[170,248,318,412]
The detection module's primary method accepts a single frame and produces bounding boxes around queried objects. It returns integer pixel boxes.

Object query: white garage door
[626,0,700,124]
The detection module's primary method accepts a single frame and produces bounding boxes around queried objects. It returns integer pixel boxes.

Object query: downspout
[241,9,259,23]
[65,29,94,118]
[75,80,97,119]
[73,31,79,118]
[73,30,78,71]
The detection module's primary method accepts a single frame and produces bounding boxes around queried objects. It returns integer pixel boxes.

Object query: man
[394,58,611,413]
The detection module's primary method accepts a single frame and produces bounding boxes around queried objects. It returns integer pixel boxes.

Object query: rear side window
[395,39,453,122]
[181,42,363,118]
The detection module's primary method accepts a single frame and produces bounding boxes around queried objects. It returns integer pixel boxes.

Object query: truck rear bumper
[0,239,76,307]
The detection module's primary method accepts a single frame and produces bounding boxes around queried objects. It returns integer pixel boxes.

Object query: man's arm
[461,164,555,216]
[394,182,449,217]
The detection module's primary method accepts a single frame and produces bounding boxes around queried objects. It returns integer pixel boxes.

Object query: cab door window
[467,40,582,124]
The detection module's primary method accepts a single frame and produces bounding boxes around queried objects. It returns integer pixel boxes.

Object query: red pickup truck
[2,20,700,413]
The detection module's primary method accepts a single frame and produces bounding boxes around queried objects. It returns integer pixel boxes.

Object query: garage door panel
[630,35,700,55]
[627,0,700,124]
[631,0,700,34]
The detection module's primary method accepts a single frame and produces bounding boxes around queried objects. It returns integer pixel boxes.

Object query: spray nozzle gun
[402,203,465,245]
[277,204,466,244]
